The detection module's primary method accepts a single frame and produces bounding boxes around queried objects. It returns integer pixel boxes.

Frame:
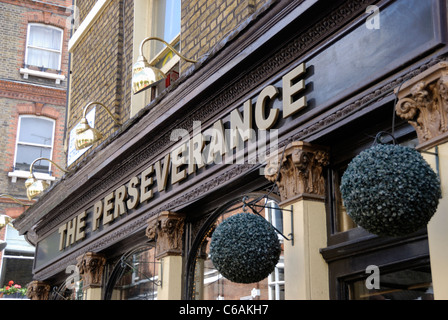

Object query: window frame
[324,99,420,246]
[265,200,285,300]
[342,260,434,300]
[10,115,56,180]
[268,257,285,300]
[146,0,181,63]
[0,225,35,291]
[24,23,64,71]
[185,192,286,300]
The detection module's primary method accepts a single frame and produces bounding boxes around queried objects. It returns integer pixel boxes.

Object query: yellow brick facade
[66,0,270,168]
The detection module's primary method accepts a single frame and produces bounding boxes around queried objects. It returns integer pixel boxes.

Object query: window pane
[5,226,34,254]
[109,247,159,300]
[279,285,285,300]
[163,0,181,41]
[0,258,34,291]
[150,0,181,59]
[193,197,285,300]
[278,267,284,281]
[27,25,62,69]
[26,47,61,70]
[15,145,51,172]
[267,201,283,234]
[28,25,62,50]
[19,117,54,145]
[348,265,433,300]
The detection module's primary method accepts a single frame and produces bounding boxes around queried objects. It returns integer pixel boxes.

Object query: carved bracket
[396,62,448,150]
[76,252,106,289]
[146,211,186,259]
[26,280,51,300]
[265,141,329,205]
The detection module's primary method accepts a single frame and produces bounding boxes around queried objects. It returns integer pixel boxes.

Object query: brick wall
[67,0,128,167]
[180,0,270,71]
[121,0,134,123]
[0,0,69,264]
[76,0,97,24]
[0,0,69,213]
[0,0,71,88]
[66,0,274,168]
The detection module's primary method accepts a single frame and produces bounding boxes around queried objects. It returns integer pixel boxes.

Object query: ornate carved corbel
[396,62,448,150]
[265,141,329,205]
[146,211,186,259]
[76,252,106,289]
[26,280,51,300]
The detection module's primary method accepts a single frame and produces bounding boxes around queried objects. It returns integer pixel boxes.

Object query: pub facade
[14,0,448,300]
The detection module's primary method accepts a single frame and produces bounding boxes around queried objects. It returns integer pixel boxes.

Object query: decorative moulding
[396,61,448,150]
[265,141,329,205]
[146,211,186,259]
[76,252,106,289]
[26,281,51,300]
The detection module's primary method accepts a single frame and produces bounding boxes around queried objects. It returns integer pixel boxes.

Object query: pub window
[268,256,285,300]
[0,225,35,295]
[330,133,419,235]
[104,245,159,300]
[189,194,285,300]
[266,200,283,235]
[322,112,431,299]
[345,262,433,300]
[25,24,63,71]
[13,116,55,174]
[266,200,285,300]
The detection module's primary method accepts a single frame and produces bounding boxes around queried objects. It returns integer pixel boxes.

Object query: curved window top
[187,193,286,300]
[105,244,159,300]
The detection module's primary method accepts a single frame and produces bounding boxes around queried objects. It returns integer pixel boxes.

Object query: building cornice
[0,79,66,105]
[0,0,71,14]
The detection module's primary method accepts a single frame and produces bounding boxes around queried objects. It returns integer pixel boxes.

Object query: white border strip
[68,0,111,52]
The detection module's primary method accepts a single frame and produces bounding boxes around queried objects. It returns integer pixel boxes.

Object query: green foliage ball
[340,144,441,237]
[209,212,281,283]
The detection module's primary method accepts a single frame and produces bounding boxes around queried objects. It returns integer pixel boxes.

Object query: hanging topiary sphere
[340,143,441,237]
[209,212,281,284]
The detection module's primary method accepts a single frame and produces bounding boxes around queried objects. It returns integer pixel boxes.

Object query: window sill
[19,68,65,84]
[8,170,56,183]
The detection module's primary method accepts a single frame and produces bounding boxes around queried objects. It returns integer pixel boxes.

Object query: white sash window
[25,24,63,70]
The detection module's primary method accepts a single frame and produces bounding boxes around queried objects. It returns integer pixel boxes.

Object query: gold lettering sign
[57,63,308,251]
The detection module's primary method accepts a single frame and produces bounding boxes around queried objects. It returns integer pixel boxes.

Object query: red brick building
[0,0,71,295]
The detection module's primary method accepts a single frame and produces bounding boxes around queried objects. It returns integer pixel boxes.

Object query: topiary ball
[209,212,281,284]
[340,144,441,237]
